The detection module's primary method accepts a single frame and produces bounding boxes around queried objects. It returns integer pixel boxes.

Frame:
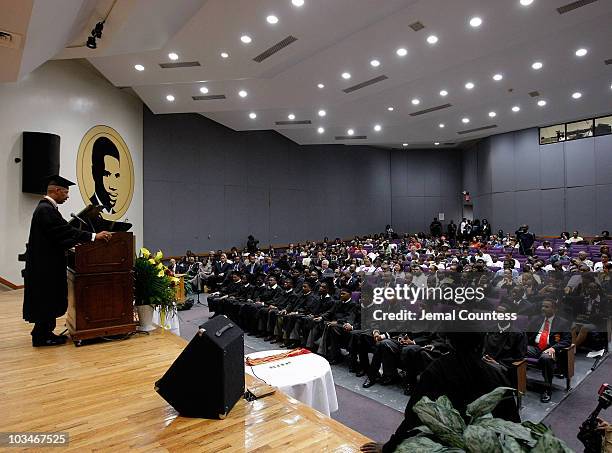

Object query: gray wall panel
[514,190,542,235]
[514,128,540,190]
[490,133,515,193]
[596,184,612,233]
[565,138,595,188]
[566,186,596,234]
[491,192,516,234]
[595,135,612,185]
[541,189,565,235]
[391,152,408,196]
[540,142,565,189]
[476,140,492,196]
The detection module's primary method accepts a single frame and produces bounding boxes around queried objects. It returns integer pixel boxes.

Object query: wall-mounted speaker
[22,132,60,195]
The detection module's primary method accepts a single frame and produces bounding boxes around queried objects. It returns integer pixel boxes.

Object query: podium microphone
[70,212,88,227]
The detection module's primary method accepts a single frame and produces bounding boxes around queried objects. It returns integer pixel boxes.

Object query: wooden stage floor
[0,290,370,452]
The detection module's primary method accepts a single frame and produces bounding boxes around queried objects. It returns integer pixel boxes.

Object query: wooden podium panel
[67,232,136,342]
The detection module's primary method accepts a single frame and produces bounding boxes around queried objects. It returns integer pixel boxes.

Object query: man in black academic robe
[23,175,111,346]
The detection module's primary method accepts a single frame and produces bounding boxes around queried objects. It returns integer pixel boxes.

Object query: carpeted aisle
[542,355,611,452]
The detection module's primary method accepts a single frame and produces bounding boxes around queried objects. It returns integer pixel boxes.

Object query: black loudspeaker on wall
[22,132,61,195]
[155,315,245,419]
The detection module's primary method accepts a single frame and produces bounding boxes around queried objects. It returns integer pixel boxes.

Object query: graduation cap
[46,174,75,189]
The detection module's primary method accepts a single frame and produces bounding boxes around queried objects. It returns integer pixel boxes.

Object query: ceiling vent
[192,94,226,101]
[409,21,425,31]
[253,36,298,62]
[457,124,498,135]
[557,0,598,14]
[159,61,201,69]
[342,75,388,94]
[409,103,452,116]
[335,135,367,140]
[604,58,612,65]
[529,91,540,97]
[275,120,311,126]
[0,29,22,49]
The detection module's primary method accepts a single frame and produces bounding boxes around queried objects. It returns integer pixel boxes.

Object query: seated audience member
[576,251,594,271]
[167,258,177,274]
[536,240,552,252]
[594,253,610,272]
[483,303,528,376]
[246,234,259,253]
[526,299,572,403]
[593,230,610,245]
[207,272,245,316]
[361,332,520,453]
[566,231,584,245]
[276,281,318,347]
[572,282,607,349]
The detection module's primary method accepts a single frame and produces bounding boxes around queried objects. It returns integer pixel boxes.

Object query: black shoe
[263,336,274,342]
[269,337,280,344]
[540,390,552,403]
[32,336,66,347]
[355,369,366,377]
[379,375,399,386]
[362,376,378,388]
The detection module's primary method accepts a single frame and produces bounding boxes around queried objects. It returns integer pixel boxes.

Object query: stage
[0,290,370,452]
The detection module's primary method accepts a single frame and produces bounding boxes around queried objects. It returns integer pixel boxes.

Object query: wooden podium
[66,232,137,343]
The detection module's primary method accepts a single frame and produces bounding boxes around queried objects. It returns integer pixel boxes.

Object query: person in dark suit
[429,217,442,237]
[447,220,457,246]
[526,299,572,402]
[515,224,536,256]
[23,175,111,347]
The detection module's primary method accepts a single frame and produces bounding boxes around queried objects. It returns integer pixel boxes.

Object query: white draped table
[245,349,339,416]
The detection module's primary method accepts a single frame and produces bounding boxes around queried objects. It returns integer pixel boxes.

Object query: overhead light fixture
[402,143,408,147]
[200,86,209,94]
[220,51,229,58]
[288,113,295,120]
[439,90,448,97]
[317,127,325,134]
[168,52,179,60]
[396,47,408,57]
[439,123,445,128]
[374,124,382,132]
[512,105,520,112]
[341,72,351,80]
[531,61,543,70]
[427,35,439,45]
[249,112,257,119]
[572,92,582,99]
[434,142,440,146]
[240,35,252,44]
[387,106,394,111]
[488,111,497,118]
[166,95,175,102]
[317,83,325,89]
[520,0,534,5]
[537,99,547,107]
[347,129,354,136]
[575,48,587,57]
[86,20,104,49]
[370,59,381,67]
[469,17,482,27]
[134,64,145,71]
[462,117,470,124]
[266,15,279,24]
[292,0,304,6]
[465,82,475,90]
[238,90,248,98]
[411,98,420,105]
[318,109,326,117]
[86,36,97,49]
[492,73,503,81]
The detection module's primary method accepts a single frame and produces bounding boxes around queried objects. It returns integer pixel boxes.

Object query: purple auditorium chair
[351,291,361,303]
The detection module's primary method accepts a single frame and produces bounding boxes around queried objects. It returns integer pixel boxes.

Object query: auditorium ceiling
[6,0,612,148]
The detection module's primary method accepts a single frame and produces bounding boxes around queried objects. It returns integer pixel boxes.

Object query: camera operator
[515,224,536,256]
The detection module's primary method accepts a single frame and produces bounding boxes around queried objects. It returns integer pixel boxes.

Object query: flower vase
[136,304,156,331]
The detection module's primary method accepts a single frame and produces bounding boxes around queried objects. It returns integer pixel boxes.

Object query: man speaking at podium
[23,175,111,347]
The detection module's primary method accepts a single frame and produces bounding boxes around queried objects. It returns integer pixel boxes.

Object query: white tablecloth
[245,349,339,416]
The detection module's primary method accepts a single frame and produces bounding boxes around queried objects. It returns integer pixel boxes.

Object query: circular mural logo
[76,125,134,221]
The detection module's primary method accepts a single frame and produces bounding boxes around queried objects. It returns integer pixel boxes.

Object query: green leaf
[463,425,502,453]
[413,397,466,448]
[500,436,526,453]
[437,395,455,411]
[466,387,515,419]
[521,421,549,437]
[531,432,574,453]
[473,418,533,443]
[395,436,448,453]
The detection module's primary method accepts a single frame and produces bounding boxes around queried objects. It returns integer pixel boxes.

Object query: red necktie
[538,319,550,351]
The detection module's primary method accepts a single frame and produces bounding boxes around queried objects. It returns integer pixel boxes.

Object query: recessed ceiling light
[292,0,304,6]
[488,111,497,118]
[434,142,440,146]
[166,95,175,102]
[168,52,179,60]
[462,117,470,124]
[134,64,145,71]
[374,124,382,132]
[572,92,582,99]
[465,82,475,90]
[317,127,325,134]
[575,48,587,57]
[199,86,209,94]
[266,15,279,24]
[537,99,547,107]
[492,73,503,81]
[341,72,351,80]
[317,83,325,89]
[520,0,534,5]
[288,113,295,120]
[370,59,381,67]
[439,90,448,97]
[238,90,248,98]
[532,61,543,70]
[411,98,420,105]
[347,129,354,136]
[469,17,482,27]
[240,35,252,44]
[439,123,445,128]
[318,109,326,117]
[512,105,520,112]
[387,106,394,111]
[396,47,408,57]
[402,143,408,147]
[427,35,439,45]
[249,112,257,119]
[220,52,229,59]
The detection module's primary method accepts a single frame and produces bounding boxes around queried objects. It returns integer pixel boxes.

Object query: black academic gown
[23,199,92,322]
